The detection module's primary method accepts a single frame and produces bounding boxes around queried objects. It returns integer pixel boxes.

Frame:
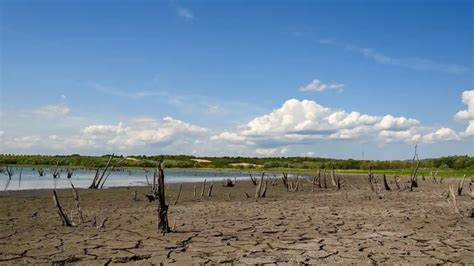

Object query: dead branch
[66,168,74,179]
[261,179,268,197]
[89,154,114,189]
[249,173,258,186]
[52,162,60,179]
[368,167,375,191]
[52,190,74,226]
[70,183,84,223]
[255,173,266,198]
[282,172,289,191]
[174,184,183,205]
[37,168,45,176]
[207,181,214,197]
[336,175,344,190]
[394,176,401,190]
[323,170,328,189]
[98,217,108,229]
[18,168,23,188]
[409,144,420,191]
[99,156,127,189]
[382,174,391,191]
[458,175,466,196]
[448,185,460,214]
[330,165,337,187]
[200,179,206,197]
[133,190,138,201]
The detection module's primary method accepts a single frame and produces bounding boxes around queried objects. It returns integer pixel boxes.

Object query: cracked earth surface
[0,175,473,264]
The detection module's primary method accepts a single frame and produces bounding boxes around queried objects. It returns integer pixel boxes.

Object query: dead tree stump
[383,174,391,191]
[154,162,170,233]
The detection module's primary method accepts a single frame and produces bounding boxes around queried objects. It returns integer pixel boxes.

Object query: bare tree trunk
[155,162,170,233]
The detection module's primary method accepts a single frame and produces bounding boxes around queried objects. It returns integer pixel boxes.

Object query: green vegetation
[0,154,472,177]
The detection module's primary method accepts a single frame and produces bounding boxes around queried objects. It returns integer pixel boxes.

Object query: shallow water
[0,167,252,191]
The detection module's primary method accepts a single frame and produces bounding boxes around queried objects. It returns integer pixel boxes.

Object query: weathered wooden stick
[282,172,289,191]
[448,185,460,214]
[255,173,265,198]
[323,170,327,189]
[133,190,138,201]
[201,179,206,197]
[70,183,84,223]
[261,179,268,197]
[18,168,23,188]
[458,175,466,196]
[207,181,214,197]
[409,144,420,191]
[317,170,322,188]
[53,190,74,226]
[174,184,182,205]
[330,165,337,187]
[249,173,257,186]
[382,174,391,191]
[394,176,401,190]
[98,217,108,229]
[193,184,196,197]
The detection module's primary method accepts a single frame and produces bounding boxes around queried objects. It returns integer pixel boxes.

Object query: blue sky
[0,0,473,159]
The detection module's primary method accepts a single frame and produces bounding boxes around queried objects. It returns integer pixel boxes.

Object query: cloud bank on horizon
[1,89,472,158]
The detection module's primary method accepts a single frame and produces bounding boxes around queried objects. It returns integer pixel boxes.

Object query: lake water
[1,167,253,191]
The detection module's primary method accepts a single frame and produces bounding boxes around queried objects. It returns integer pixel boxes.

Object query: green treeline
[0,154,473,170]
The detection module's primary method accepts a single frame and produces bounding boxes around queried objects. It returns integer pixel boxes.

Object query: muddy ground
[0,174,473,264]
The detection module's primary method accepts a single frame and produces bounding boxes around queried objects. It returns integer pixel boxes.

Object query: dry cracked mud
[0,175,473,264]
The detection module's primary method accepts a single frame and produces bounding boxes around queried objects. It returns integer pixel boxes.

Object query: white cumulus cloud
[299,79,345,92]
